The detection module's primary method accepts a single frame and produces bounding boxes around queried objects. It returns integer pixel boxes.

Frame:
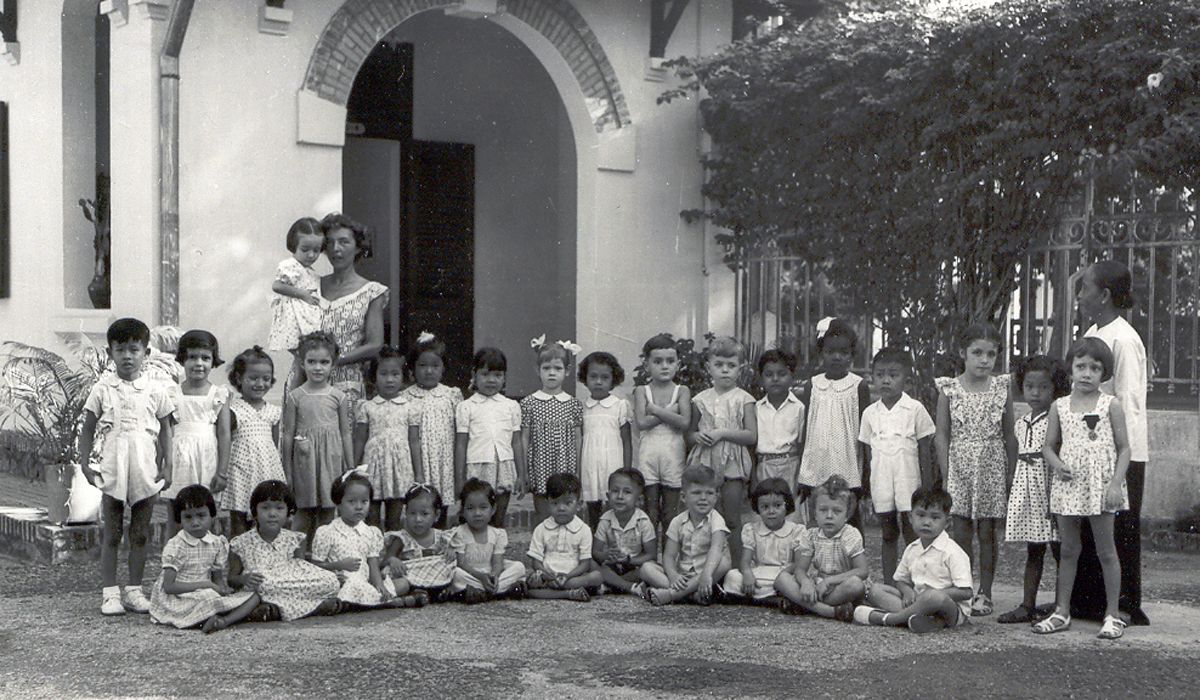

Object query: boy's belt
[757,452,793,460]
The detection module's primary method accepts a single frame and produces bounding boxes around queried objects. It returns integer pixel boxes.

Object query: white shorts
[638,430,685,488]
[869,457,920,514]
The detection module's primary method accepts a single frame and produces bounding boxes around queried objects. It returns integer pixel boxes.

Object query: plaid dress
[387,528,456,589]
[150,531,254,629]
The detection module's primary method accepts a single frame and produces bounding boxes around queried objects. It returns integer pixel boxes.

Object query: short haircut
[458,477,497,507]
[641,333,678,357]
[1066,337,1115,382]
[681,466,719,490]
[107,317,150,348]
[1089,260,1134,310]
[369,345,405,382]
[535,342,574,368]
[330,470,373,504]
[285,216,324,253]
[175,329,223,367]
[472,347,507,373]
[816,318,858,354]
[812,475,855,512]
[757,348,797,374]
[750,477,795,514]
[546,473,582,500]
[173,484,216,522]
[607,467,645,493]
[871,346,912,372]
[910,485,953,514]
[1015,354,1071,400]
[407,333,448,373]
[706,336,746,362]
[403,482,444,513]
[320,212,372,260]
[297,331,340,362]
[227,345,275,391]
[578,351,626,386]
[249,480,297,519]
[958,323,1003,352]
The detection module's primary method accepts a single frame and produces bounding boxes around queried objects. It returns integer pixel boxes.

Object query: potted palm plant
[0,334,109,524]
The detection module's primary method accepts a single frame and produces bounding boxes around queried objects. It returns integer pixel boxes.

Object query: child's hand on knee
[799,578,817,603]
[813,579,829,599]
[741,575,756,597]
[901,588,916,606]
[698,573,714,599]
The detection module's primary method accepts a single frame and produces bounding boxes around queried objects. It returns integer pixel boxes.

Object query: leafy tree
[665,0,1200,394]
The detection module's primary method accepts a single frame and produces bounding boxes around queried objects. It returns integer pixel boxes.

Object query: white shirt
[895,530,973,620]
[527,515,592,576]
[1085,317,1149,462]
[455,393,522,464]
[859,392,936,469]
[755,392,805,454]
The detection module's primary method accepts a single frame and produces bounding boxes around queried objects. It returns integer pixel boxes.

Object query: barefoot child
[383,484,456,603]
[455,348,526,527]
[593,468,657,596]
[526,474,603,601]
[449,478,528,603]
[635,333,692,532]
[687,336,757,560]
[998,355,1068,624]
[858,347,935,585]
[857,486,973,633]
[150,485,259,633]
[722,478,803,606]
[164,330,231,537]
[402,332,463,527]
[754,349,804,489]
[521,337,585,526]
[219,347,286,538]
[579,351,633,527]
[229,480,342,621]
[776,476,868,620]
[1034,338,1131,640]
[79,317,175,615]
[354,345,420,530]
[638,466,732,606]
[310,471,425,609]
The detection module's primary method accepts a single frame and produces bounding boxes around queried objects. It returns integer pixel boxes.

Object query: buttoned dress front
[357,395,420,500]
[521,391,584,495]
[311,518,394,606]
[83,374,175,505]
[723,520,804,598]
[150,531,254,628]
[403,383,463,502]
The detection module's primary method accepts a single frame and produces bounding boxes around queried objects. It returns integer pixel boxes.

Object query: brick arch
[303,0,632,132]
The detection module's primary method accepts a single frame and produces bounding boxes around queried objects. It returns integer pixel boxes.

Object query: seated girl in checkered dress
[449,478,528,603]
[384,484,457,603]
[776,476,868,621]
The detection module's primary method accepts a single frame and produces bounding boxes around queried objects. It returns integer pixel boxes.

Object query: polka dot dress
[520,393,584,495]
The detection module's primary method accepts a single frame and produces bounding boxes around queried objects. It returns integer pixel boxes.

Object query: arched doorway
[340,9,583,393]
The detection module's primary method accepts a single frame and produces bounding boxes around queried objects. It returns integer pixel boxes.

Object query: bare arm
[660,386,692,431]
[935,392,950,484]
[409,425,424,483]
[213,402,232,488]
[917,435,936,489]
[338,395,354,471]
[634,387,662,430]
[335,295,386,367]
[573,425,583,476]
[454,433,468,494]
[160,568,216,595]
[718,401,757,446]
[1002,396,1018,491]
[271,280,318,302]
[661,537,682,581]
[353,421,368,465]
[1107,399,1132,506]
[515,430,529,495]
[620,423,633,470]
[821,552,870,585]
[157,416,174,490]
[628,537,657,566]
[280,396,297,485]
[1041,403,1067,476]
[78,411,99,485]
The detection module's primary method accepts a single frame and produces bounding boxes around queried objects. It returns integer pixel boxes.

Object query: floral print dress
[1051,394,1127,517]
[936,374,1009,520]
[320,280,389,403]
[357,395,421,500]
[229,528,339,621]
[402,384,463,502]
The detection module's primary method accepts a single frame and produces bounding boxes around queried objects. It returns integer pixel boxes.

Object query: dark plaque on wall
[0,101,9,298]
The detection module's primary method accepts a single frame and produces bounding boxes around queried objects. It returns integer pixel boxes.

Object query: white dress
[267,257,323,351]
[798,373,864,488]
[580,395,632,502]
[164,384,228,500]
[311,518,394,606]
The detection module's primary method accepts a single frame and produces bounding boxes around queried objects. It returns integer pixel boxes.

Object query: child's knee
[126,525,151,549]
[1059,538,1082,560]
[879,513,899,542]
[839,577,866,597]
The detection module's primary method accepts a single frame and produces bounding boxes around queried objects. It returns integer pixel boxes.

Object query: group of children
[79,262,1134,640]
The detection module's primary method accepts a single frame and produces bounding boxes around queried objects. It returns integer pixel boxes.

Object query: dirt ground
[2,529,1198,699]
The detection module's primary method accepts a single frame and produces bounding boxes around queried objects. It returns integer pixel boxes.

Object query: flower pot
[44,462,102,525]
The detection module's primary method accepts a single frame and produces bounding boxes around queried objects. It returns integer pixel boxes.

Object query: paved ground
[3,527,1198,699]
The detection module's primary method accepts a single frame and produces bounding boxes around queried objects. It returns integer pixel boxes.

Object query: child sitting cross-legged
[638,466,732,606]
[593,468,658,597]
[448,478,528,604]
[855,485,974,633]
[722,477,804,606]
[526,473,603,601]
[776,476,868,620]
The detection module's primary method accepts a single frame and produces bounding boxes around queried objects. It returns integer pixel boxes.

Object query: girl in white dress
[1036,338,1131,640]
[578,352,633,527]
[163,330,230,537]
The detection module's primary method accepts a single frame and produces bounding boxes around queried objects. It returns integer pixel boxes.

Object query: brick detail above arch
[303,0,632,133]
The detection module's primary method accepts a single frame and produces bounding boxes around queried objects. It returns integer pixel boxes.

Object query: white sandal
[1097,615,1126,640]
[1031,612,1071,634]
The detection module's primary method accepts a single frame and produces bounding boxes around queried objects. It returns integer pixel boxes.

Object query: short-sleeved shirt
[274,257,320,292]
[448,523,510,571]
[594,508,656,559]
[456,393,522,463]
[1085,317,1148,462]
[895,530,973,620]
[527,515,592,576]
[756,392,806,455]
[84,373,175,441]
[858,393,936,474]
[741,520,804,569]
[160,530,228,578]
[794,524,865,577]
[665,509,730,574]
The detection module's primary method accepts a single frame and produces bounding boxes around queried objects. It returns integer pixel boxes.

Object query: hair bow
[816,317,836,340]
[530,334,547,350]
[556,340,582,355]
[340,466,370,483]
[417,331,436,344]
[405,481,437,497]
